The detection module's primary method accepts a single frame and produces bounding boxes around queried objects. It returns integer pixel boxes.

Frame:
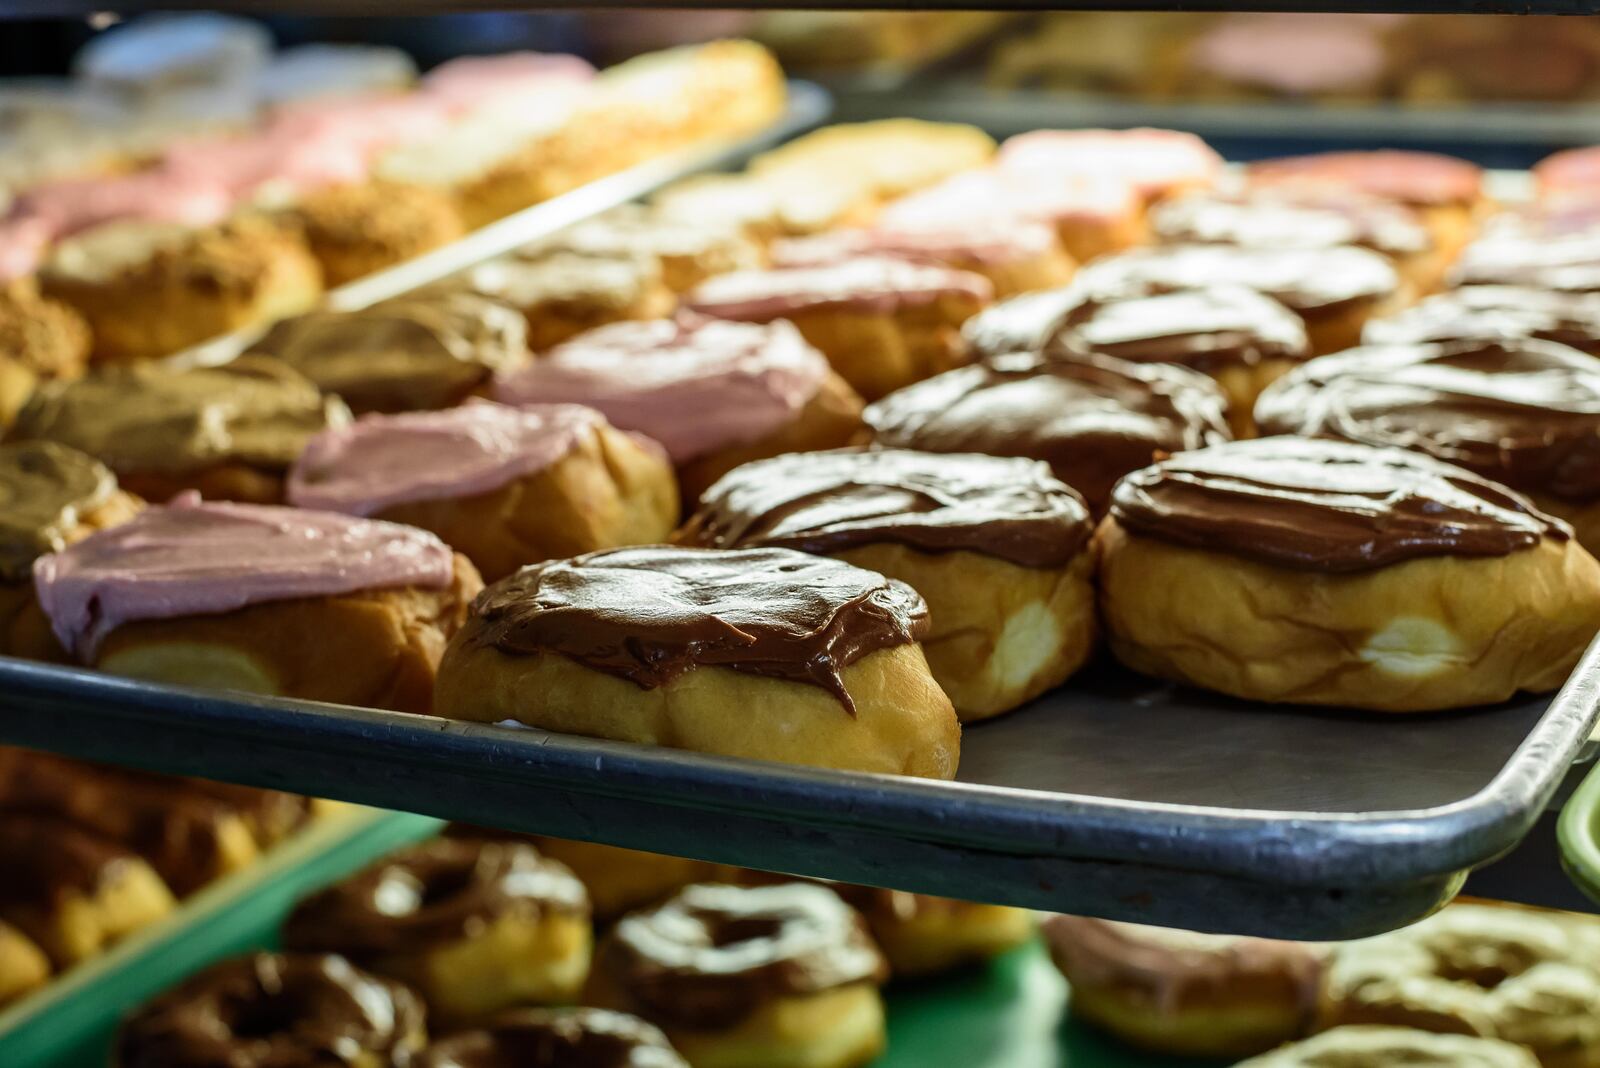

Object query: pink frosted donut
[13,168,233,240]
[1249,150,1483,209]
[160,126,372,201]
[882,169,1139,236]
[421,52,596,114]
[997,129,1223,202]
[1188,15,1389,96]
[772,218,1060,272]
[1536,146,1600,202]
[684,257,992,322]
[0,216,51,282]
[264,92,456,163]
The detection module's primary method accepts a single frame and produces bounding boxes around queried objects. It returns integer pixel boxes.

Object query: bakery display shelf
[0,807,444,1068]
[4,628,1599,944]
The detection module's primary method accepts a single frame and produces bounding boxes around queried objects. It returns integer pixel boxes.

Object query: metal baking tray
[3,631,1596,942]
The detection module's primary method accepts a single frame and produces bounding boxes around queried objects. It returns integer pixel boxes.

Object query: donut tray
[3,634,1598,942]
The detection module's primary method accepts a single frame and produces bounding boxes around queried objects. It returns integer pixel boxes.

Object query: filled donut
[416,1007,688,1068]
[1364,285,1600,355]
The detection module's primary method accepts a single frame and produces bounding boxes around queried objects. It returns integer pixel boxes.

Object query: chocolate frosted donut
[1448,229,1600,293]
[115,952,426,1068]
[1151,189,1432,260]
[863,352,1230,514]
[416,1008,687,1068]
[1235,1026,1538,1068]
[1365,286,1600,355]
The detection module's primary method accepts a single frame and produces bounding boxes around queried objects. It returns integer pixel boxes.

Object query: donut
[39,217,323,363]
[1254,337,1600,554]
[248,291,530,414]
[491,316,863,506]
[115,952,427,1068]
[963,284,1308,435]
[415,1007,687,1068]
[255,43,418,106]
[284,837,591,1023]
[748,119,995,209]
[770,216,1075,300]
[1448,226,1600,294]
[0,813,175,967]
[1323,903,1600,1066]
[586,882,888,1068]
[9,356,349,505]
[446,251,676,352]
[289,402,678,583]
[1179,14,1389,104]
[1364,286,1600,356]
[32,495,481,714]
[530,204,764,294]
[0,442,142,661]
[678,448,1096,721]
[433,545,959,778]
[652,172,877,244]
[465,833,719,923]
[0,919,49,1006]
[161,777,314,848]
[684,257,993,402]
[1234,1026,1539,1068]
[0,283,91,429]
[283,181,466,288]
[863,351,1230,515]
[1537,145,1600,201]
[1075,243,1404,356]
[1041,914,1325,1058]
[1098,437,1600,711]
[996,127,1223,204]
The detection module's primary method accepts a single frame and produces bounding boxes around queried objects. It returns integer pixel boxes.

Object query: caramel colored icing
[0,441,115,581]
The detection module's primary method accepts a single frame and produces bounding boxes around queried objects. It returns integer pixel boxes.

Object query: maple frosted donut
[1041,915,1325,1058]
[586,882,889,1068]
[1236,1026,1539,1068]
[284,837,591,1023]
[448,250,676,352]
[248,290,530,414]
[1098,437,1600,712]
[996,127,1223,205]
[0,442,142,661]
[290,402,677,582]
[530,204,764,294]
[32,495,481,714]
[115,952,427,1068]
[10,356,348,504]
[0,283,92,430]
[433,545,959,778]
[416,1007,688,1068]
[1075,243,1404,356]
[678,448,1096,721]
[492,315,863,506]
[1255,337,1600,554]
[684,257,992,402]
[863,351,1230,515]
[964,284,1309,435]
[283,181,465,288]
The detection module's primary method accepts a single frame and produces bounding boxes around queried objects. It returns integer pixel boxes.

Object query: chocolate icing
[1364,287,1600,355]
[863,352,1231,514]
[248,291,529,413]
[1150,189,1432,258]
[466,545,929,714]
[115,953,424,1068]
[0,441,116,582]
[599,882,886,1029]
[1110,437,1568,572]
[9,356,347,476]
[416,1008,687,1068]
[679,448,1091,568]
[1075,244,1400,318]
[1255,338,1600,500]
[283,838,588,956]
[0,812,134,905]
[1447,232,1600,293]
[963,285,1309,373]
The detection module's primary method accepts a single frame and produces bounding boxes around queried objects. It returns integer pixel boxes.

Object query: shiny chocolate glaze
[1447,232,1600,293]
[1150,189,1432,259]
[1364,287,1600,355]
[1109,437,1568,572]
[679,448,1091,568]
[597,882,886,1030]
[416,1008,686,1068]
[0,441,116,582]
[863,352,1231,514]
[0,812,136,905]
[1255,338,1600,500]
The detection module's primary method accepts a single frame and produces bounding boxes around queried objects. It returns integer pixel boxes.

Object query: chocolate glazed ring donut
[587,882,889,1068]
[1235,1026,1539,1068]
[283,838,592,1024]
[416,1007,688,1068]
[115,952,427,1068]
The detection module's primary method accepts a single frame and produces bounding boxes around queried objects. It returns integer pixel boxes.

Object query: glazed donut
[678,447,1096,721]
[1075,243,1404,356]
[492,315,863,509]
[9,356,349,505]
[1097,437,1600,711]
[32,495,481,714]
[1254,337,1600,555]
[862,351,1230,515]
[1234,1026,1538,1068]
[115,952,428,1068]
[446,251,676,352]
[651,172,876,245]
[962,284,1308,435]
[749,119,995,209]
[684,257,992,402]
[996,127,1223,205]
[289,402,679,582]
[587,882,888,1068]
[284,181,465,288]
[1041,914,1324,1058]
[1365,286,1600,356]
[248,291,530,414]
[529,204,764,295]
[284,837,591,1023]
[416,1007,688,1068]
[433,545,959,779]
[0,441,142,661]
[0,919,50,1006]
[1323,903,1600,1067]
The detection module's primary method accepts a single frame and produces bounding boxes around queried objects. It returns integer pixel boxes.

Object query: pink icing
[1250,151,1483,207]
[288,401,606,516]
[266,92,457,161]
[1190,16,1387,94]
[492,316,828,463]
[33,493,455,662]
[421,52,596,114]
[1537,147,1600,200]
[13,167,233,240]
[997,129,1223,201]
[0,216,51,282]
[771,215,1058,270]
[161,124,372,200]
[685,257,994,321]
[880,169,1138,232]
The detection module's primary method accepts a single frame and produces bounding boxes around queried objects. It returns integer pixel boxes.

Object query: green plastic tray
[1559,760,1600,907]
